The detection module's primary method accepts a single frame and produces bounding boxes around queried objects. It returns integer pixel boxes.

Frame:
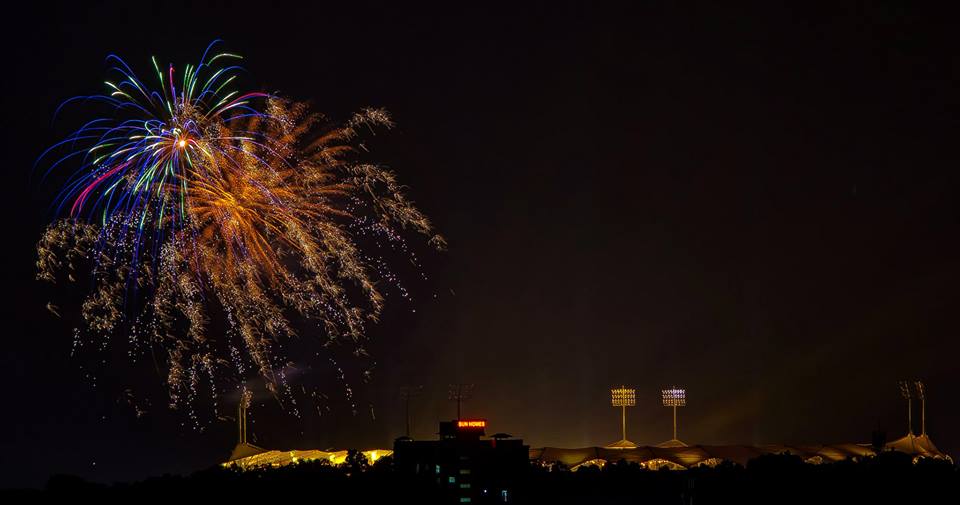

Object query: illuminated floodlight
[611,386,636,407]
[899,380,912,400]
[661,386,686,444]
[661,387,686,407]
[913,381,925,400]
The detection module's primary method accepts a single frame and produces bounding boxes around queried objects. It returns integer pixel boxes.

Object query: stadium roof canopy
[224,447,392,470]
[531,436,950,471]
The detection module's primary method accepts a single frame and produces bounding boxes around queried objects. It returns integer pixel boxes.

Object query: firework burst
[36,41,443,416]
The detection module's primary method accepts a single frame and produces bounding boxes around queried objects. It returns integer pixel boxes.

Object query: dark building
[394,419,529,503]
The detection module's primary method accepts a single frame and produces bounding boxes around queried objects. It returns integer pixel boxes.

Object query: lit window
[448,476,456,484]
[460,483,471,489]
[460,499,472,503]
[459,469,471,475]
[435,464,440,474]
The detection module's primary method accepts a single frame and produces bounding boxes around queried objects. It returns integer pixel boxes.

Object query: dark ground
[3,452,957,504]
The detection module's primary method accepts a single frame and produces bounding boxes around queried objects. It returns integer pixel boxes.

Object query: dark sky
[2,1,959,488]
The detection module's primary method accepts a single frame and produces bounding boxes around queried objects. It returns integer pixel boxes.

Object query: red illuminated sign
[457,420,486,428]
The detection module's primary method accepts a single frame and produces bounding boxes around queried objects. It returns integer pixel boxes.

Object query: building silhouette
[394,419,529,503]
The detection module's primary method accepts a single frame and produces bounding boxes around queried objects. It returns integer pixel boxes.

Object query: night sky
[2,2,959,488]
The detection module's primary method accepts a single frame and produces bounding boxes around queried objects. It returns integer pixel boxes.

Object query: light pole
[238,387,253,445]
[914,380,926,436]
[610,385,636,446]
[662,386,686,442]
[400,385,423,438]
[898,380,913,435]
[448,383,474,420]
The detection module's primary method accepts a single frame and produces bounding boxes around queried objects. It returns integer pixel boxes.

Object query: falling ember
[35,41,443,415]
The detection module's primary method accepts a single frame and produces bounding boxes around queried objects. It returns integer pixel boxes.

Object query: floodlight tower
[400,385,423,438]
[662,386,686,443]
[898,380,913,435]
[610,385,636,446]
[914,381,926,436]
[238,387,253,445]
[227,389,264,462]
[448,383,474,420]
[237,400,248,445]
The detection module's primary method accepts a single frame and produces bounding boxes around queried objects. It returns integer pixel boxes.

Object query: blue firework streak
[38,40,270,263]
